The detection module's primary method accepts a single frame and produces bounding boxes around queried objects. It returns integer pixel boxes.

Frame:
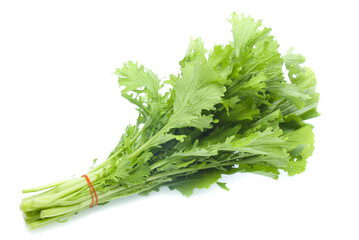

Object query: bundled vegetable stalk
[20,13,319,230]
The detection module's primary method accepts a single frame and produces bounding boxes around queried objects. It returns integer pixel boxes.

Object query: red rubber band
[81,175,98,208]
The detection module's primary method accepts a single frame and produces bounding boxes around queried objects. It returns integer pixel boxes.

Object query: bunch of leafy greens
[20,13,319,230]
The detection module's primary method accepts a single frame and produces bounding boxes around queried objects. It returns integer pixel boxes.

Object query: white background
[1,0,358,239]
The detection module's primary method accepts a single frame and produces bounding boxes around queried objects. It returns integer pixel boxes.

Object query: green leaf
[283,124,315,175]
[168,58,226,131]
[216,182,229,191]
[231,127,288,159]
[208,44,233,78]
[114,61,163,104]
[237,72,267,97]
[180,37,207,67]
[283,48,320,120]
[225,98,260,122]
[229,13,271,56]
[169,169,223,197]
[123,165,152,186]
[233,164,280,179]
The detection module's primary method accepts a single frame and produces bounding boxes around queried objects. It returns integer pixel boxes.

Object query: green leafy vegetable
[20,13,319,230]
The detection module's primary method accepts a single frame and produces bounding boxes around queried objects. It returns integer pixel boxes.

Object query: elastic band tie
[81,175,98,208]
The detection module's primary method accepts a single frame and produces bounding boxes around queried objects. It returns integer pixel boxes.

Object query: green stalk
[24,179,168,230]
[20,149,126,212]
[129,126,168,158]
[22,179,69,193]
[21,154,256,230]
